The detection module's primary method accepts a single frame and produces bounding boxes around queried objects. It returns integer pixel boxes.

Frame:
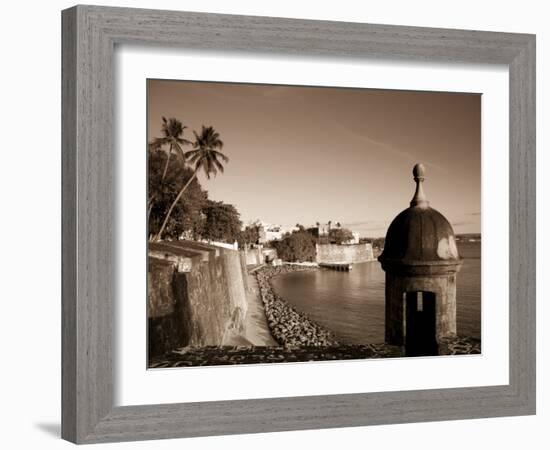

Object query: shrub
[272,231,317,262]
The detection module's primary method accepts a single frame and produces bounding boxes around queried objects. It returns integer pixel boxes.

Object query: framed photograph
[62,5,536,444]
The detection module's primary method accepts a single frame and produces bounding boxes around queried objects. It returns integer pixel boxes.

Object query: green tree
[153,126,228,241]
[329,227,354,244]
[202,201,242,243]
[148,148,208,240]
[272,231,317,262]
[237,224,261,247]
[152,117,192,180]
[148,117,192,218]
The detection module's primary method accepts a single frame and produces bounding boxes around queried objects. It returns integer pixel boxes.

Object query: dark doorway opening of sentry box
[405,291,438,356]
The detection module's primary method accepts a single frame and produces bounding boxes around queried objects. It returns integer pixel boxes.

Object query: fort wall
[147,240,248,359]
[315,243,375,264]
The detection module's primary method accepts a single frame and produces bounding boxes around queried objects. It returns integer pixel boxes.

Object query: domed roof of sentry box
[378,164,463,274]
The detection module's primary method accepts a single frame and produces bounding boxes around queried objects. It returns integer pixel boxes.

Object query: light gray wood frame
[62,5,536,444]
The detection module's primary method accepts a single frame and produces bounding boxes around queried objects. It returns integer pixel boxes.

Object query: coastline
[149,263,479,367]
[149,263,403,367]
[254,264,339,347]
[256,263,480,355]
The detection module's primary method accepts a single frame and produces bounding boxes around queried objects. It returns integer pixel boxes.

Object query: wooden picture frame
[61,5,536,444]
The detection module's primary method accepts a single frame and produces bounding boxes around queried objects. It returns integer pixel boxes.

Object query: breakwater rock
[147,262,480,367]
[254,264,340,347]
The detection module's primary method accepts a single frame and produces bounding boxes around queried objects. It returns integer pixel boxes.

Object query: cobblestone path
[149,337,481,369]
[149,344,402,367]
[148,336,480,368]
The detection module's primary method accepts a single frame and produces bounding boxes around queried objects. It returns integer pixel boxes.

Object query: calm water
[271,242,481,343]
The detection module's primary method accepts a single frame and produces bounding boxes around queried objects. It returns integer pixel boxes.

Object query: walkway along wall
[316,243,375,264]
[147,240,248,359]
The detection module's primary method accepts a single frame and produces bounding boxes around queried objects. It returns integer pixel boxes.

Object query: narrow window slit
[417,291,423,311]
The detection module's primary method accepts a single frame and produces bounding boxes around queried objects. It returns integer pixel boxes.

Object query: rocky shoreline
[257,264,480,354]
[254,264,340,347]
[149,263,480,367]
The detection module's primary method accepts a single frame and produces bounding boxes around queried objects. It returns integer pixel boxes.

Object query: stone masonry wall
[384,272,457,348]
[148,241,248,359]
[147,257,189,358]
[242,246,278,266]
[315,243,375,264]
[243,247,263,265]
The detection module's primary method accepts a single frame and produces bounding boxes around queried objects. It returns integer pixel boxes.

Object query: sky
[148,79,481,237]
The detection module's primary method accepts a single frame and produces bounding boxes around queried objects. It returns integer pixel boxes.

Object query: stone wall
[147,257,189,358]
[148,240,248,359]
[243,247,263,266]
[315,243,375,264]
[384,272,457,355]
[242,246,278,266]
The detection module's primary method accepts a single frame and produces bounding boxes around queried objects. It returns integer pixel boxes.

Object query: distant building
[341,231,360,245]
[251,220,286,243]
[265,224,284,241]
[254,219,362,244]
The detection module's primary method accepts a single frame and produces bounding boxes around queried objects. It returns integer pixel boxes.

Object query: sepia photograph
[146,79,482,368]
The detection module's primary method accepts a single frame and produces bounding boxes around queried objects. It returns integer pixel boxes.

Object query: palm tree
[154,116,192,181]
[148,117,192,219]
[153,126,228,241]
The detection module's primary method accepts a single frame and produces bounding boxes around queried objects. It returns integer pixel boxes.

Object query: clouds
[149,80,481,237]
[330,119,449,174]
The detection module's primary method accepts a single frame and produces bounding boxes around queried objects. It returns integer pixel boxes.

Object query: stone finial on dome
[410,163,429,208]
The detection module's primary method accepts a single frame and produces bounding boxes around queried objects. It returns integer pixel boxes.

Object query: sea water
[270,242,481,343]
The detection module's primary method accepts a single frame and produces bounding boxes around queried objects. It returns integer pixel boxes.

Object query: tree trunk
[152,168,199,242]
[147,196,156,221]
[161,143,173,182]
[148,143,173,222]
